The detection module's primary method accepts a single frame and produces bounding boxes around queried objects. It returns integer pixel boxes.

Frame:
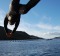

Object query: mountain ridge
[0,26,43,40]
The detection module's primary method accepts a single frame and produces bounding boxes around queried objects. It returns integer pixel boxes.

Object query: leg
[12,15,20,33]
[19,0,40,14]
[4,15,8,33]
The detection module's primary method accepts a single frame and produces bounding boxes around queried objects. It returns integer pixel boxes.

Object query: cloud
[16,20,60,39]
[43,32,60,39]
[36,23,60,30]
[47,32,60,35]
[37,23,53,30]
[0,9,6,26]
[17,20,60,39]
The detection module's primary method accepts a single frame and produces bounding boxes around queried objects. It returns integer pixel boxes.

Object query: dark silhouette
[0,26,43,40]
[4,0,40,37]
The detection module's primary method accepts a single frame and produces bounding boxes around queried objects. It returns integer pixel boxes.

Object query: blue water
[0,39,60,56]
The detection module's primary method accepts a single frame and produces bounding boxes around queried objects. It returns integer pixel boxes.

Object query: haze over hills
[0,26,43,40]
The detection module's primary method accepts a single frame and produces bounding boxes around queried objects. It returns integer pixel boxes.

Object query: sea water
[0,39,60,56]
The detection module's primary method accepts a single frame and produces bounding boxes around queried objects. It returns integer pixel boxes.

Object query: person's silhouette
[4,0,40,37]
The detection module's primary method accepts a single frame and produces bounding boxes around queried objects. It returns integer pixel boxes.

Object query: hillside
[0,26,43,40]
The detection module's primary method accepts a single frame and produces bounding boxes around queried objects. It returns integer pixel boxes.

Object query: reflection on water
[0,39,60,56]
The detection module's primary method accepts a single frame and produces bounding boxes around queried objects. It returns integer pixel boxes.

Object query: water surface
[0,39,60,56]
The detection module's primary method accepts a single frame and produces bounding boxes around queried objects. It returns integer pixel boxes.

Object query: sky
[0,0,60,39]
